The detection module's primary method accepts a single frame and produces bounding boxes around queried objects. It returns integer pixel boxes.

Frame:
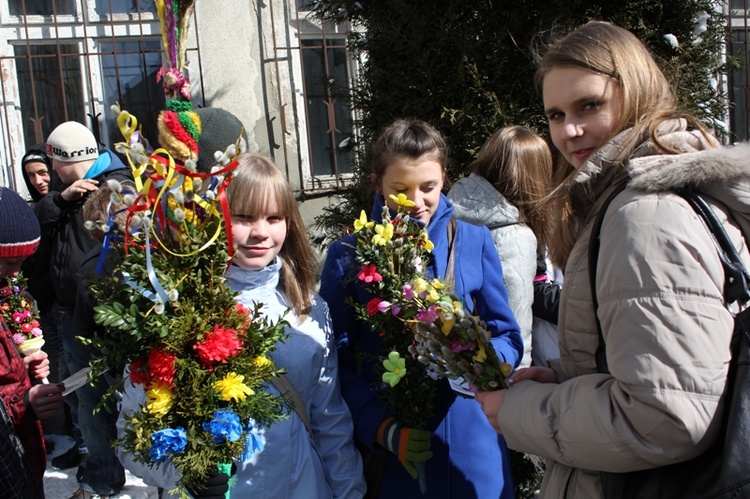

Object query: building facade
[1,1,749,226]
[0,0,356,225]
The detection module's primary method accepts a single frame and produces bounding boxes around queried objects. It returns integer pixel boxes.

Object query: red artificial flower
[358,264,383,284]
[20,322,33,333]
[148,349,177,389]
[234,303,251,329]
[129,356,150,386]
[366,298,383,317]
[193,325,244,369]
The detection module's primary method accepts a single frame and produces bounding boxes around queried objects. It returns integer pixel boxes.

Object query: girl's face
[231,195,287,270]
[543,65,623,169]
[372,155,444,224]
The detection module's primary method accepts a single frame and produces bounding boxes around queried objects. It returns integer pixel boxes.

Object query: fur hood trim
[628,142,750,192]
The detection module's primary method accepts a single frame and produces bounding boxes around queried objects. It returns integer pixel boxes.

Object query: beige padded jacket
[498,123,750,498]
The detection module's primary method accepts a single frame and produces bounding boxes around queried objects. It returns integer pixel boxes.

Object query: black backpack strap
[676,190,750,305]
[588,181,629,374]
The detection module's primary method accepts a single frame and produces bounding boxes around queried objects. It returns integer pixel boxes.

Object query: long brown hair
[536,21,711,267]
[471,126,552,251]
[226,154,316,320]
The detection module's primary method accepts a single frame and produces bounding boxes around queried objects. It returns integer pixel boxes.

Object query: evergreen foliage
[311,0,731,243]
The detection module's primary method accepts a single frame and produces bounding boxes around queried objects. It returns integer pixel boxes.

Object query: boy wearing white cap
[36,121,131,497]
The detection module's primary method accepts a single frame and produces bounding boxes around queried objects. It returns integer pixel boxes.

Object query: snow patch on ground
[44,434,159,499]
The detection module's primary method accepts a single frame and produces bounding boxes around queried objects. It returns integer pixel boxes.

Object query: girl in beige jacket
[476,21,750,498]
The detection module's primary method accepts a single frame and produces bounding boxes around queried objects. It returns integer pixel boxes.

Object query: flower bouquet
[1,274,47,383]
[349,194,438,431]
[85,116,290,495]
[349,195,511,406]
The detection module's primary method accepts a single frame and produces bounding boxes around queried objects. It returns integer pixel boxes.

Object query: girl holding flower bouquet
[118,154,365,498]
[320,119,523,498]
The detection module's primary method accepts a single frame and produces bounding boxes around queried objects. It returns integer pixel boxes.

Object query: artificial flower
[353,210,374,233]
[367,297,383,317]
[382,351,407,387]
[389,193,416,208]
[214,372,254,402]
[148,427,187,462]
[472,344,487,363]
[416,306,440,325]
[145,384,174,418]
[240,420,265,461]
[253,355,272,369]
[371,223,394,246]
[203,409,243,443]
[193,325,244,369]
[12,333,25,345]
[358,264,383,283]
[129,356,150,386]
[440,313,456,335]
[147,349,178,389]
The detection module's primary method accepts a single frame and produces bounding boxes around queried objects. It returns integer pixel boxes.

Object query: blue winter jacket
[319,193,522,499]
[117,259,366,498]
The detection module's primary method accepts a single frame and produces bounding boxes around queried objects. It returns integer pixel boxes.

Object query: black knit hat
[21,144,52,202]
[194,108,247,173]
[0,187,40,259]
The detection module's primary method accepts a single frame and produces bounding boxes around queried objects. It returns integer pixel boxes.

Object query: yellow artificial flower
[473,345,487,363]
[426,286,441,303]
[214,372,255,402]
[145,384,174,418]
[253,355,273,369]
[353,210,374,233]
[430,278,445,290]
[389,193,416,208]
[440,313,456,335]
[371,223,394,246]
[422,234,434,252]
[412,278,428,294]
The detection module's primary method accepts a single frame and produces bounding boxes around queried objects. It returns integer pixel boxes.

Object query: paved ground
[44,434,159,499]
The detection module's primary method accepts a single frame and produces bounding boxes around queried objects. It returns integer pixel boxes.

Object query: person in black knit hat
[0,187,64,498]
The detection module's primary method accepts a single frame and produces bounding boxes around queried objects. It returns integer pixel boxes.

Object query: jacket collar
[225,257,281,292]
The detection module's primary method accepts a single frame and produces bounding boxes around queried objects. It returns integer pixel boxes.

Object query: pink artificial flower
[31,320,39,328]
[31,328,43,337]
[21,310,31,320]
[402,284,414,301]
[450,341,474,353]
[11,312,24,324]
[391,304,402,316]
[357,264,383,284]
[377,300,392,313]
[416,306,439,325]
[12,333,25,345]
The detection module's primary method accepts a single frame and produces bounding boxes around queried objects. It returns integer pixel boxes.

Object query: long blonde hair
[536,21,711,267]
[226,154,316,319]
[471,126,552,251]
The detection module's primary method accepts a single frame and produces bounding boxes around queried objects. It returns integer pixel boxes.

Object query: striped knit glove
[375,417,432,479]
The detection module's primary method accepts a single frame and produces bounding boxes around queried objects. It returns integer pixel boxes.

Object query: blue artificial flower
[148,426,188,462]
[240,419,265,461]
[203,408,243,444]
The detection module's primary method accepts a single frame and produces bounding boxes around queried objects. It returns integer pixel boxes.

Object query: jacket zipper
[564,468,576,499]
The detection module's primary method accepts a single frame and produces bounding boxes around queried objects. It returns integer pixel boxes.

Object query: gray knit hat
[194,108,247,173]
